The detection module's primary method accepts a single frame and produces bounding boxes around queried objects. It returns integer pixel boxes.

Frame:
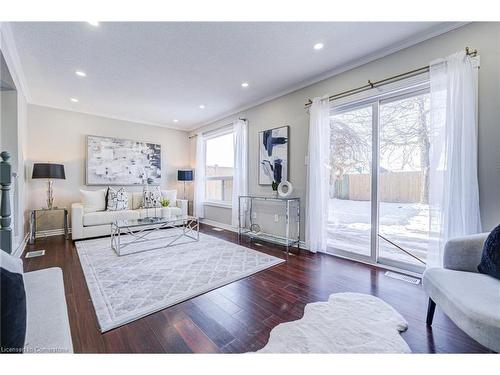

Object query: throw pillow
[106,187,129,211]
[1,267,27,353]
[142,186,162,208]
[478,224,500,280]
[161,190,177,203]
[80,189,107,213]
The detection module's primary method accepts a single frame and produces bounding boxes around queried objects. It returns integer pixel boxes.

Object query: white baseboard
[35,228,72,239]
[200,218,238,233]
[12,233,29,258]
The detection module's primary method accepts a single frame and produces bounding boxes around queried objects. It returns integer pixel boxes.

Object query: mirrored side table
[29,207,69,244]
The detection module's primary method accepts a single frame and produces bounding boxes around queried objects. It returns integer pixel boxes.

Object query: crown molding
[0,22,32,102]
[29,102,188,132]
[190,22,470,132]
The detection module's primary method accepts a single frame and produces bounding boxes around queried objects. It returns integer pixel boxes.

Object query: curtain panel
[232,119,248,227]
[194,133,206,219]
[305,97,331,253]
[427,50,482,267]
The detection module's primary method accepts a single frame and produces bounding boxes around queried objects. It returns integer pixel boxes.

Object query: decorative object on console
[106,187,129,211]
[278,180,293,198]
[32,163,66,210]
[177,169,193,199]
[86,135,161,186]
[259,126,288,185]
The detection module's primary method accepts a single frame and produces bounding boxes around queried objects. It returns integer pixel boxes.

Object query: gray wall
[191,22,500,236]
[26,104,190,231]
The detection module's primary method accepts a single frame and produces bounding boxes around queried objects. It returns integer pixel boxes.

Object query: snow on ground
[327,198,436,266]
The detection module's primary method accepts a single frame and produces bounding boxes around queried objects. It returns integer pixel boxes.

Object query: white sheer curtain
[427,51,482,267]
[306,97,331,253]
[194,133,206,219]
[231,119,248,227]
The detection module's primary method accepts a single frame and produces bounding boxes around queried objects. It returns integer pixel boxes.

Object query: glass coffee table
[111,215,199,256]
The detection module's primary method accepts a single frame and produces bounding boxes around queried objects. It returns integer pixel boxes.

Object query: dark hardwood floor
[22,224,490,353]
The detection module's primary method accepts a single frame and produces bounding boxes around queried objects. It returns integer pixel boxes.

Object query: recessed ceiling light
[87,21,99,27]
[173,119,179,123]
[241,82,249,88]
[199,105,205,109]
[75,70,86,77]
[313,42,324,50]
[70,98,79,103]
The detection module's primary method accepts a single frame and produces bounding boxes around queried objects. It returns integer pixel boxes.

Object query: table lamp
[32,163,66,209]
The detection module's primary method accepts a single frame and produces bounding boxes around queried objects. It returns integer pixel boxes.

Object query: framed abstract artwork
[86,135,161,185]
[258,126,289,185]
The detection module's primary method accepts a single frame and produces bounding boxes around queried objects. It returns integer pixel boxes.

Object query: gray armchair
[423,233,500,352]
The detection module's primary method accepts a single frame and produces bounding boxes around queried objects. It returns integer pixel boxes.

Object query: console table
[238,195,300,257]
[29,207,69,244]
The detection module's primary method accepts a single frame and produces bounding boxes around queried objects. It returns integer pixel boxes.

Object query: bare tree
[330,93,430,203]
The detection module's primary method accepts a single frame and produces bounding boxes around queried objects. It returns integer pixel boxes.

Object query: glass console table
[238,195,300,257]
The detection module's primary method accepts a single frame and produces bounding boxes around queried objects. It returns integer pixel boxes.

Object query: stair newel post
[0,151,12,253]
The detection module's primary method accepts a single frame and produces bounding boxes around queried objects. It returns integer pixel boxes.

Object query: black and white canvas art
[86,135,161,185]
[259,126,288,185]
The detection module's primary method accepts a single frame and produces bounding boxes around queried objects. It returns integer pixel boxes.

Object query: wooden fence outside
[334,171,423,203]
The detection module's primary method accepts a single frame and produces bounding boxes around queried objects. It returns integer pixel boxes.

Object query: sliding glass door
[326,84,431,273]
[328,104,375,261]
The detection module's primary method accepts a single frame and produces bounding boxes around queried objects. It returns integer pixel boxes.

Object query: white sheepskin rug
[257,292,411,353]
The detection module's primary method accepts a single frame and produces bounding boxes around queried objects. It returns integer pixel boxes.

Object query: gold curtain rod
[188,118,247,139]
[304,47,478,107]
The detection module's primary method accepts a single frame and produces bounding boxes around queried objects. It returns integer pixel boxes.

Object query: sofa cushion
[106,187,129,211]
[23,268,73,353]
[162,190,177,203]
[83,210,139,226]
[80,189,107,213]
[1,267,26,353]
[478,224,500,280]
[131,192,143,210]
[423,267,500,352]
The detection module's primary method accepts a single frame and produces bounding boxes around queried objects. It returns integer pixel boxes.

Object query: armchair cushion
[478,224,500,280]
[443,233,488,272]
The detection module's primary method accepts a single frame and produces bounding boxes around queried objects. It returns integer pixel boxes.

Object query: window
[327,77,431,273]
[205,131,234,205]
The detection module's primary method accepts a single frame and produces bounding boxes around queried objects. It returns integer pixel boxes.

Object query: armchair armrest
[176,199,188,216]
[443,232,489,272]
[71,203,84,240]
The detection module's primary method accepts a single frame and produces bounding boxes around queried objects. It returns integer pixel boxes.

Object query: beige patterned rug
[76,230,284,332]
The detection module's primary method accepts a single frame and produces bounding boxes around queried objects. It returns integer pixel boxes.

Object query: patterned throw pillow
[142,186,162,208]
[106,187,129,211]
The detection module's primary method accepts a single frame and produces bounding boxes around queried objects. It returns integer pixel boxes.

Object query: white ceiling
[8,22,463,130]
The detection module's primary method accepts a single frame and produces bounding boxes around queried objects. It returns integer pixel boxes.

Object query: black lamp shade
[177,170,193,181]
[32,163,66,179]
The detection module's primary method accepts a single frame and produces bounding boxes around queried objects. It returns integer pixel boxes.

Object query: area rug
[257,292,411,353]
[75,230,284,332]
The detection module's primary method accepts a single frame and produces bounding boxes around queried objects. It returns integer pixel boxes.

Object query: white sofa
[71,189,188,240]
